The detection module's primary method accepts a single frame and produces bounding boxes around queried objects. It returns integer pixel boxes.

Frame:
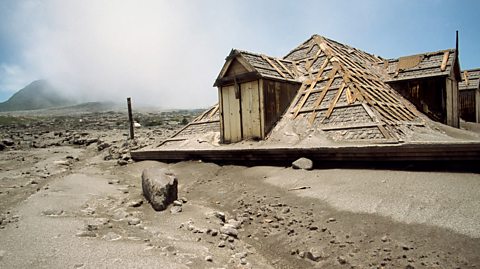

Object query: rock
[381,235,388,242]
[128,199,143,207]
[2,139,14,146]
[217,241,226,248]
[327,217,336,223]
[220,225,238,238]
[142,168,178,211]
[173,200,183,206]
[103,232,121,241]
[305,248,324,262]
[205,255,213,262]
[128,218,141,226]
[170,205,182,214]
[108,179,120,184]
[97,142,111,151]
[0,143,5,151]
[405,265,415,269]
[337,256,347,264]
[292,157,313,170]
[76,230,96,237]
[117,159,128,166]
[214,211,226,222]
[226,219,242,229]
[42,209,64,216]
[0,250,5,261]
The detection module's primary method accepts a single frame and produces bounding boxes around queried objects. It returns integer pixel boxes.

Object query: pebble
[128,218,141,226]
[128,199,143,207]
[170,205,182,214]
[327,217,336,223]
[205,255,213,262]
[218,241,226,248]
[337,256,347,264]
[173,200,183,206]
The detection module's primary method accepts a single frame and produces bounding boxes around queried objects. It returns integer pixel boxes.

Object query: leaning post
[127,97,134,139]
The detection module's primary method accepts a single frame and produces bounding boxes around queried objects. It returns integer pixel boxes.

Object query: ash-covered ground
[0,108,479,269]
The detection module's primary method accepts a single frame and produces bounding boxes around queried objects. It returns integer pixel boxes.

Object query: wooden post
[127,97,134,139]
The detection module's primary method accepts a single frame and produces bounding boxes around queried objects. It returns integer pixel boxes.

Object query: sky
[0,0,479,108]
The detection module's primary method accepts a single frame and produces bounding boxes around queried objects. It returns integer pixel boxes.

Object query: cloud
[3,0,252,108]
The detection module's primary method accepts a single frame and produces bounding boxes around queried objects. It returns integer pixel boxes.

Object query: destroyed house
[164,35,462,145]
[385,50,461,127]
[459,69,480,122]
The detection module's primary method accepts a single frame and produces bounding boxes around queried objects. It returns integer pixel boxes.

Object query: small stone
[76,231,96,237]
[220,225,238,238]
[128,199,143,207]
[381,235,388,242]
[218,241,226,248]
[0,250,5,260]
[73,263,84,268]
[292,157,313,170]
[327,218,336,223]
[170,205,182,214]
[30,180,38,185]
[306,247,324,262]
[117,159,128,166]
[173,200,183,206]
[128,218,141,226]
[42,209,64,216]
[108,179,120,184]
[214,211,226,222]
[337,256,347,264]
[211,229,219,236]
[205,255,213,262]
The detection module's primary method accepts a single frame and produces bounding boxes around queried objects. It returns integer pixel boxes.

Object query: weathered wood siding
[225,59,249,77]
[460,90,476,122]
[240,81,262,140]
[388,77,447,123]
[263,80,299,135]
[221,85,241,143]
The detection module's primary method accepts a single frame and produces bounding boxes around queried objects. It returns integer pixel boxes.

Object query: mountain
[0,80,76,112]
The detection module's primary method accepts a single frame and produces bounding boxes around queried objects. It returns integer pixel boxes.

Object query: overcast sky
[0,0,479,108]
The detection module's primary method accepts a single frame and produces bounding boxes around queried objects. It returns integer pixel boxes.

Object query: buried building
[138,35,480,163]
[459,68,480,123]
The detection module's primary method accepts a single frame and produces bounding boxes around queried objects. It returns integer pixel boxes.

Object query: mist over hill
[0,80,76,112]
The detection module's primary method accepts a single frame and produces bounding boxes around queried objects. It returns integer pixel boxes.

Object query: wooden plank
[308,66,339,124]
[275,59,295,78]
[208,104,219,119]
[132,143,480,163]
[292,57,330,117]
[240,81,262,139]
[297,103,364,114]
[324,82,346,119]
[261,55,286,78]
[440,51,450,71]
[320,122,384,131]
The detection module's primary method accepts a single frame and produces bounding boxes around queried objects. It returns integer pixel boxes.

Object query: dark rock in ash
[2,139,14,146]
[142,168,178,211]
[292,157,313,170]
[97,142,111,151]
[0,143,5,151]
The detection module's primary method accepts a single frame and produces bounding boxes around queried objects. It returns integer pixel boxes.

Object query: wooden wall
[460,90,476,122]
[262,79,299,135]
[219,79,299,143]
[389,77,447,123]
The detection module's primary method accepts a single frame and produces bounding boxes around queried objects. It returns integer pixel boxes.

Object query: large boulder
[142,168,178,211]
[292,157,313,170]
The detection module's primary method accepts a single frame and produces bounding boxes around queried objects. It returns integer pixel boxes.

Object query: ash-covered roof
[459,68,480,91]
[283,35,424,142]
[385,49,458,82]
[214,49,298,86]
